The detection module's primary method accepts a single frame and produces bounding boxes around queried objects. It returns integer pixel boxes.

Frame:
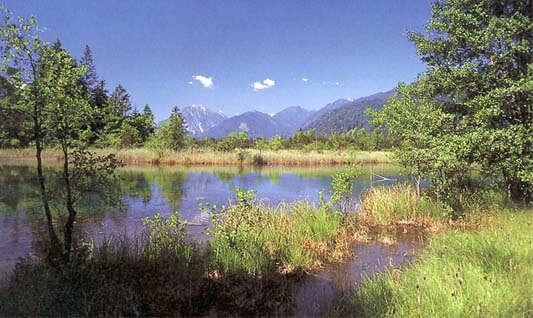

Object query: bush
[252,154,265,165]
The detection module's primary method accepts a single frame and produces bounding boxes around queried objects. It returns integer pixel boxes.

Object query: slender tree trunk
[370,165,374,188]
[33,105,60,256]
[62,144,76,261]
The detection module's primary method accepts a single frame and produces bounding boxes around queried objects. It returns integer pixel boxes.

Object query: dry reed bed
[0,148,394,166]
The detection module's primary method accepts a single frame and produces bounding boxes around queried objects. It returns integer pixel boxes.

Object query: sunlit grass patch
[359,183,450,228]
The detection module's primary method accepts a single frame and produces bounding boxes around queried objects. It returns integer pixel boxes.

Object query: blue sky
[4,0,432,121]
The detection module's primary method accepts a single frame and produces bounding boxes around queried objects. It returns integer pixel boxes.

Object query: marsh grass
[326,209,533,318]
[359,184,509,232]
[207,189,356,275]
[360,184,451,228]
[0,147,394,166]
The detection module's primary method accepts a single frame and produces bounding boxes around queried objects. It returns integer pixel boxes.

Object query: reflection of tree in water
[213,170,236,183]
[0,165,47,216]
[140,168,187,209]
[0,164,122,228]
[119,171,153,204]
[0,164,124,262]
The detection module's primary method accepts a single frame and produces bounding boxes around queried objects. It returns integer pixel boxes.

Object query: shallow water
[0,162,403,279]
[294,233,424,317]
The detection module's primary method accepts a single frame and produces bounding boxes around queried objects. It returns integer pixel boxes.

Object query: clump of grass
[207,188,355,275]
[359,183,451,227]
[326,209,533,318]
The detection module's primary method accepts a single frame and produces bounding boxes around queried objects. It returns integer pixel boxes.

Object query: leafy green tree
[0,73,32,147]
[268,134,284,151]
[37,38,122,261]
[0,8,120,261]
[0,8,60,251]
[330,165,360,213]
[254,136,269,154]
[373,0,533,203]
[119,105,154,148]
[237,130,249,148]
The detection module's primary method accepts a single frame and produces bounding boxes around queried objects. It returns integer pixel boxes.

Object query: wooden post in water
[370,165,374,188]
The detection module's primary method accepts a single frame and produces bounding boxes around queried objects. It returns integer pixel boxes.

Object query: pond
[0,163,404,279]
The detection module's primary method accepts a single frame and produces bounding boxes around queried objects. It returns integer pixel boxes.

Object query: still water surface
[0,163,403,278]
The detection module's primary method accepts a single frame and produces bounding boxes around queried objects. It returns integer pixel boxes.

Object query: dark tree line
[0,44,160,149]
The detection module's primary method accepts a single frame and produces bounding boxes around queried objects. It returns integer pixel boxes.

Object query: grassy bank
[0,189,357,317]
[0,147,394,166]
[327,209,533,317]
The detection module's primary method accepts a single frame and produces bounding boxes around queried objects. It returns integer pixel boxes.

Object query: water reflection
[0,163,402,277]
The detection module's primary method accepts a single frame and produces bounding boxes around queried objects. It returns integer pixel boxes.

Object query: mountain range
[181,104,226,135]
[163,89,395,139]
[304,89,395,135]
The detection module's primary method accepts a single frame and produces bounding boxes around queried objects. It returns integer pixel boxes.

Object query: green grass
[327,209,533,318]
[359,184,451,227]
[0,147,394,166]
[359,184,509,230]
[208,189,355,275]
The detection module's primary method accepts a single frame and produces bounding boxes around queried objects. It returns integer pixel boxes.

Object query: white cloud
[253,78,275,90]
[302,77,308,82]
[193,75,213,88]
[188,81,193,85]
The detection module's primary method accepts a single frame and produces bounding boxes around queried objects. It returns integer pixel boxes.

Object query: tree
[79,45,97,94]
[157,106,186,151]
[140,104,155,141]
[268,134,284,151]
[100,84,132,147]
[108,84,132,118]
[0,8,61,252]
[254,136,269,154]
[88,79,108,141]
[0,8,120,262]
[373,0,533,203]
[0,73,32,147]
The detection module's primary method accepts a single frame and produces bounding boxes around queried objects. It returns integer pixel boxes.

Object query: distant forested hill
[304,89,395,135]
